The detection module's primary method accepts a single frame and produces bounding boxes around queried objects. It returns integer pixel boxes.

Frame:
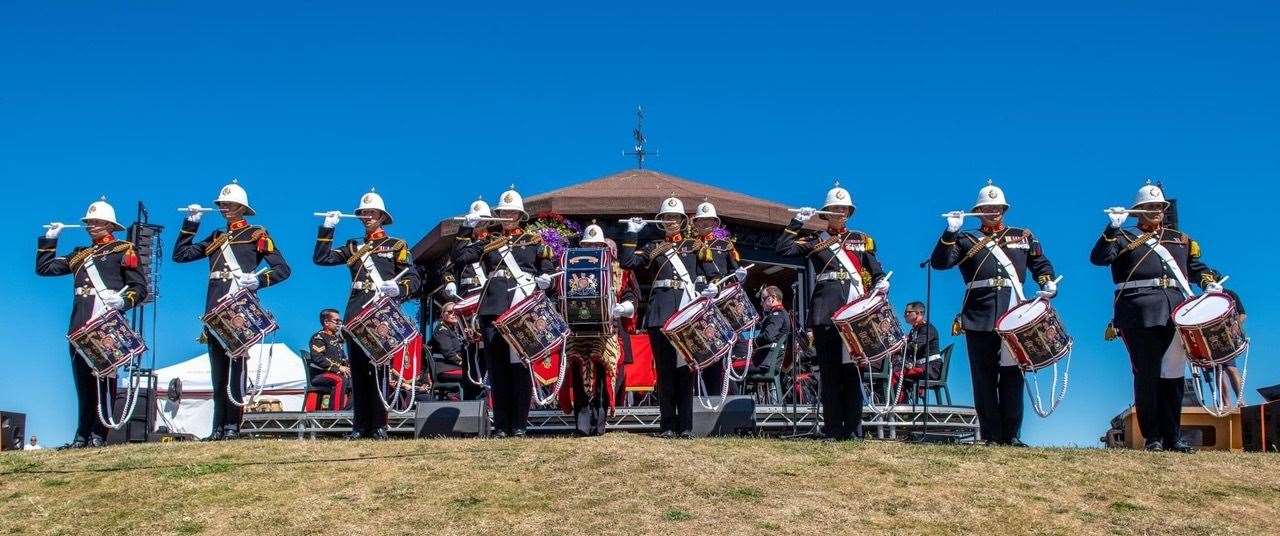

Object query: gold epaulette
[67,248,94,269]
[482,236,510,254]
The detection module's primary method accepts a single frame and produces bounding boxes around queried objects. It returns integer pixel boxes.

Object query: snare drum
[560,247,615,337]
[454,292,481,318]
[495,290,572,363]
[715,284,760,333]
[68,310,147,378]
[203,289,278,357]
[345,296,419,367]
[661,298,738,370]
[995,299,1072,372]
[832,293,905,367]
[1172,292,1246,368]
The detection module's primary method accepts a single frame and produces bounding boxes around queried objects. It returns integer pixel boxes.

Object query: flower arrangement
[527,211,582,258]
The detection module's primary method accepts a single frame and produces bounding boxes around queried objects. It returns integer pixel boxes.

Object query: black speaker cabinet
[415,399,490,438]
[0,411,26,451]
[692,396,756,437]
[1241,400,1280,453]
[106,388,156,445]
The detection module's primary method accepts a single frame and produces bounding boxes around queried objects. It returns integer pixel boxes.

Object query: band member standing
[777,182,888,441]
[37,198,148,449]
[1091,182,1220,453]
[452,186,556,438]
[932,181,1056,446]
[690,201,748,394]
[174,180,291,441]
[621,195,713,439]
[308,308,351,410]
[441,198,494,302]
[315,189,421,440]
[559,224,640,436]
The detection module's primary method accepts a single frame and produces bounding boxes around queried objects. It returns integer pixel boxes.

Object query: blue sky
[2,2,1276,446]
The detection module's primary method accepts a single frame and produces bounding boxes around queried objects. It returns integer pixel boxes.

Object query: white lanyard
[981,238,1026,304]
[470,262,488,287]
[661,246,698,308]
[820,231,865,302]
[82,254,110,320]
[219,238,246,297]
[498,243,535,303]
[1143,237,1193,298]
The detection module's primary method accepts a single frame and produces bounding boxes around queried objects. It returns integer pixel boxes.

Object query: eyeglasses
[323,317,340,324]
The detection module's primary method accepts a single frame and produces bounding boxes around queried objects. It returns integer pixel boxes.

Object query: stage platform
[241,403,979,441]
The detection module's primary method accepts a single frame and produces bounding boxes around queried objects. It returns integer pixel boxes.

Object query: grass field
[2,434,1278,535]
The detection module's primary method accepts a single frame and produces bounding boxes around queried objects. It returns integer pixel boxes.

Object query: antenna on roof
[622,106,658,169]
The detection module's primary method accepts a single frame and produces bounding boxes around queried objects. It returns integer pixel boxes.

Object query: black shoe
[492,430,509,439]
[371,428,390,441]
[511,429,527,438]
[1144,441,1164,452]
[57,439,88,451]
[657,430,674,439]
[1006,438,1029,448]
[1167,441,1195,454]
[87,436,107,448]
[221,429,241,441]
[678,431,695,440]
[202,431,225,442]
[345,430,365,441]
[982,440,999,446]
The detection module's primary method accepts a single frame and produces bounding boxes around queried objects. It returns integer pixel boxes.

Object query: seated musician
[431,301,483,400]
[746,285,792,377]
[308,308,351,410]
[892,301,941,403]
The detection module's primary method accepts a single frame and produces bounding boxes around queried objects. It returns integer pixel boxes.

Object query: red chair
[622,333,656,406]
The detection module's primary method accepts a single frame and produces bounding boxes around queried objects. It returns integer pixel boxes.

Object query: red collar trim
[1138,222,1161,233]
[981,223,1005,234]
[667,232,683,243]
[506,228,524,237]
[228,219,249,231]
[366,229,387,241]
[93,234,115,245]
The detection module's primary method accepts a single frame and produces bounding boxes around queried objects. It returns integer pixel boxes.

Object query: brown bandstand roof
[411,168,809,262]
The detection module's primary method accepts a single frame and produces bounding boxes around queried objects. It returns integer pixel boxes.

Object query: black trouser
[650,327,694,434]
[69,345,113,442]
[481,316,532,434]
[965,330,1024,443]
[1122,324,1185,447]
[814,325,864,439]
[207,333,245,433]
[573,360,609,436]
[347,341,386,435]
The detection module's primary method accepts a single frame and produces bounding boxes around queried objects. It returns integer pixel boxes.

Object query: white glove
[1106,207,1127,229]
[873,278,890,293]
[734,267,749,282]
[99,289,125,310]
[443,282,459,299]
[322,210,341,229]
[185,204,205,223]
[700,283,719,299]
[1036,279,1058,299]
[44,222,65,239]
[463,213,482,228]
[625,217,647,233]
[793,207,817,223]
[610,301,635,319]
[1205,281,1224,293]
[378,280,401,297]
[534,274,553,290]
[945,211,965,233]
[237,273,260,291]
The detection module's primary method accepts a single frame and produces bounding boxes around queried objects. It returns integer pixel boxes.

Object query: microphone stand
[915,258,942,443]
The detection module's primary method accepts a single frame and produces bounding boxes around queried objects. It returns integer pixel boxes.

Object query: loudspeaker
[0,411,26,451]
[415,399,489,438]
[692,396,756,437]
[106,388,156,445]
[1241,400,1280,453]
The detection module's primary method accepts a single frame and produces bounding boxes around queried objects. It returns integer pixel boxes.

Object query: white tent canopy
[153,343,308,438]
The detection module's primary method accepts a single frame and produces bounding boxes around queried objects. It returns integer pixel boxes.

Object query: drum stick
[1186,275,1231,314]
[42,224,82,229]
[869,271,894,297]
[939,212,983,218]
[1026,275,1065,308]
[312,212,362,219]
[508,271,565,292]
[712,263,756,288]
[361,268,414,308]
[617,218,666,224]
[789,208,842,216]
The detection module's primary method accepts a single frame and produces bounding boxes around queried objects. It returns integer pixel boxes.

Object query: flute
[42,224,82,229]
[939,211,983,218]
[312,212,362,219]
[1102,208,1161,215]
[177,207,216,213]
[789,208,843,216]
[617,218,667,224]
[451,216,513,222]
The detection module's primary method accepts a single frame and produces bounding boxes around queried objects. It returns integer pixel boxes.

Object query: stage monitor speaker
[692,396,756,437]
[415,399,489,438]
[1241,400,1280,453]
[106,388,156,445]
[1,411,26,451]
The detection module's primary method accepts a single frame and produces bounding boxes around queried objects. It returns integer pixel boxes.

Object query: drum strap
[497,243,535,303]
[218,239,246,297]
[469,262,488,288]
[82,254,110,320]
[661,246,698,309]
[819,231,865,302]
[980,238,1024,367]
[1139,236,1195,378]
[1142,237,1193,298]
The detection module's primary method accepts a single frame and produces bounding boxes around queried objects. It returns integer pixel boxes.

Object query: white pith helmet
[82,196,125,232]
[1132,180,1169,209]
[581,223,606,245]
[494,184,527,220]
[215,179,255,215]
[657,193,686,219]
[693,200,719,223]
[468,197,492,218]
[972,179,1009,211]
[356,187,394,225]
[820,180,854,220]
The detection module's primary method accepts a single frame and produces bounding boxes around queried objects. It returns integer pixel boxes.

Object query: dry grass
[2,435,1278,535]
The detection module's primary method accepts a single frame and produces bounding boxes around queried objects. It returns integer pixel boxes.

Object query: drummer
[452,185,556,438]
[1091,182,1220,453]
[175,180,291,441]
[691,201,748,395]
[37,198,148,449]
[558,224,641,436]
[441,197,493,302]
[621,194,712,439]
[931,180,1056,447]
[315,188,421,440]
[776,181,889,441]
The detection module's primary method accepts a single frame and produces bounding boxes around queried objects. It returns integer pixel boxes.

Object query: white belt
[74,286,96,297]
[490,269,512,279]
[460,277,481,286]
[209,271,236,281]
[1115,277,1178,291]
[966,277,1013,290]
[815,271,853,282]
[352,281,377,291]
[652,279,688,289]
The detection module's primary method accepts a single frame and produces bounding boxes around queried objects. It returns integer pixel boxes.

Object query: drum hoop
[660,301,735,369]
[1179,324,1247,364]
[831,292,885,323]
[993,299,1052,333]
[714,285,760,330]
[202,290,279,357]
[67,310,147,378]
[1170,294,1237,329]
[495,290,546,326]
[660,297,714,331]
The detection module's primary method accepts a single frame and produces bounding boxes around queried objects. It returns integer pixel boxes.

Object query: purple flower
[712,225,731,241]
